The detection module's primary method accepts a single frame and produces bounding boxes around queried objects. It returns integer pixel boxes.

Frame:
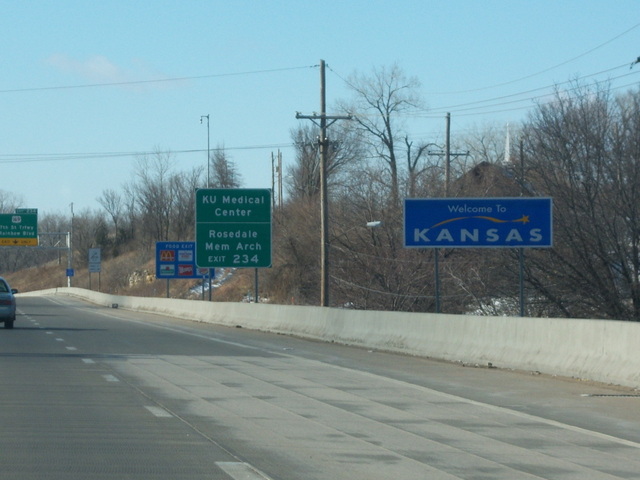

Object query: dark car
[0,277,17,329]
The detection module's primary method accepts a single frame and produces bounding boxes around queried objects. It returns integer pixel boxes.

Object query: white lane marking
[102,374,119,382]
[65,346,77,351]
[46,331,53,334]
[82,358,95,364]
[144,406,173,418]
[55,338,64,342]
[43,295,264,352]
[96,314,264,352]
[45,294,640,449]
[216,462,272,480]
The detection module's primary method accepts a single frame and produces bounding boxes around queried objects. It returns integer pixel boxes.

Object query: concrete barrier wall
[23,287,640,388]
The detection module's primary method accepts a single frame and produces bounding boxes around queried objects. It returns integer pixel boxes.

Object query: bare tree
[168,167,202,241]
[287,125,321,199]
[287,123,364,201]
[264,197,320,304]
[0,190,25,213]
[134,149,176,244]
[404,136,434,198]
[330,167,436,311]
[72,208,108,268]
[97,189,123,253]
[339,64,425,209]
[209,145,242,188]
[523,83,640,320]
[460,123,509,165]
[121,182,138,245]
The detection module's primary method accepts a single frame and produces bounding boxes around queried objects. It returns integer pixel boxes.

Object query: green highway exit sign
[0,213,38,246]
[195,188,272,268]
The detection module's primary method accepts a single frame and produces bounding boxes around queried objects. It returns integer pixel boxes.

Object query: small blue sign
[156,241,212,279]
[66,268,75,277]
[404,197,552,248]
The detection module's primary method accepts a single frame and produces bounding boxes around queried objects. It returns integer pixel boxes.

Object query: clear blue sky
[2,1,639,215]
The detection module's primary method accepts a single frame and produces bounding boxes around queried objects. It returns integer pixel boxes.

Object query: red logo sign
[178,264,194,276]
[160,250,175,262]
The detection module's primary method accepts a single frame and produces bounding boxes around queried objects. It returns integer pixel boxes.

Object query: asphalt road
[2,295,640,479]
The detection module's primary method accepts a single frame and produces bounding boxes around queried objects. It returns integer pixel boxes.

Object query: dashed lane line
[216,462,273,480]
[144,406,173,418]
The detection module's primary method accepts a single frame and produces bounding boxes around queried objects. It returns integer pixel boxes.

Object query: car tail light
[0,299,13,306]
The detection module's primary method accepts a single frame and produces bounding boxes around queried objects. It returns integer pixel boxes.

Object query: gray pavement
[2,294,640,479]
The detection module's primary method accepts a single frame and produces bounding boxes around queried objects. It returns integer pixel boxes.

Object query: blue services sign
[156,242,211,279]
[404,197,552,248]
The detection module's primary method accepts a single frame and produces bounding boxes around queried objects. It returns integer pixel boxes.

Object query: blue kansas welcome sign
[404,197,552,248]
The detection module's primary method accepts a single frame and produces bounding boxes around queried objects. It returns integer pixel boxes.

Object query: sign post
[195,188,272,268]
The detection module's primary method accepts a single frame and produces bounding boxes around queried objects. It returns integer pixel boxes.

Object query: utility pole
[445,112,451,196]
[427,113,468,313]
[68,203,74,288]
[427,113,469,196]
[296,59,352,307]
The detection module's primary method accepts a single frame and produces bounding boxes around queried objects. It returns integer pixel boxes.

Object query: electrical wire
[0,65,318,94]
[331,275,469,300]
[421,65,639,115]
[11,65,634,165]
[0,143,295,164]
[337,63,640,121]
[423,21,640,95]
[327,20,640,118]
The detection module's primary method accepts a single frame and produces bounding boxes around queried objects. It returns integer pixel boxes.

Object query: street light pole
[201,115,210,187]
[201,114,212,300]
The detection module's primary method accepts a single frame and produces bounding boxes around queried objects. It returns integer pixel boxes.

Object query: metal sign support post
[254,268,259,303]
[434,249,441,313]
[519,248,525,317]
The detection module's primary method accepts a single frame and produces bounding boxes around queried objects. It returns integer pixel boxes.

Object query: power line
[326,22,640,97]
[0,143,295,164]
[430,77,640,119]
[331,275,469,300]
[17,62,631,167]
[422,64,638,115]
[0,65,318,94]
[423,21,640,95]
[338,62,639,121]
